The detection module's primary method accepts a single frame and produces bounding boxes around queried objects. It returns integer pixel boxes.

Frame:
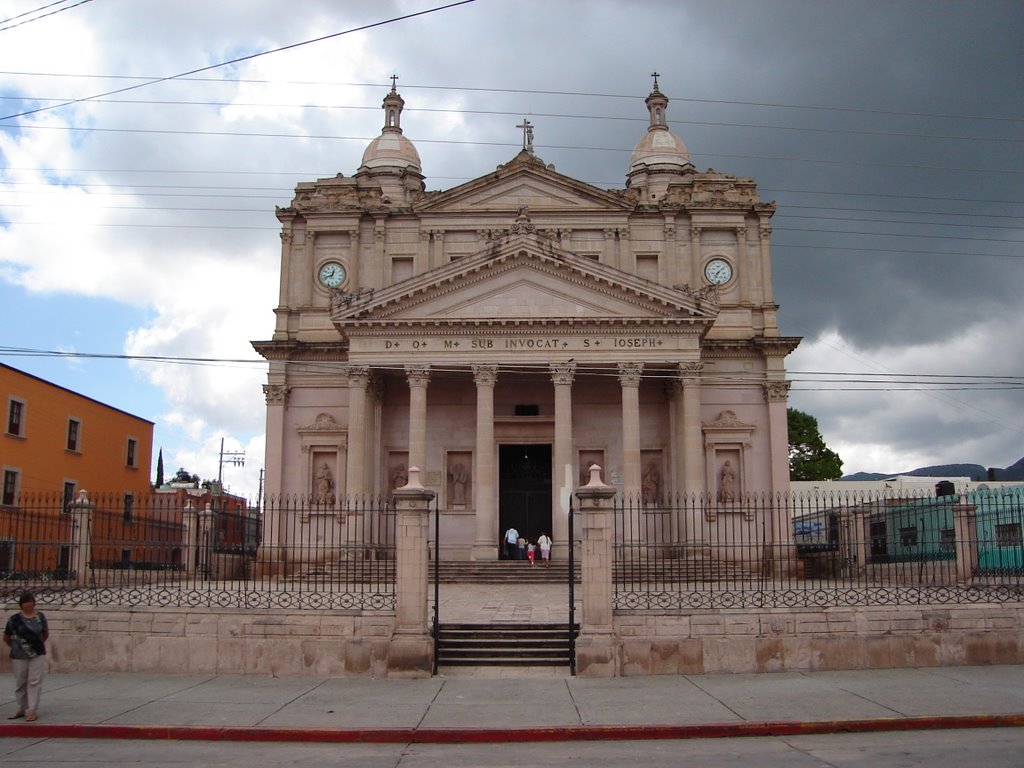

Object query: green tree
[172,467,200,486]
[788,408,843,480]
[155,448,165,487]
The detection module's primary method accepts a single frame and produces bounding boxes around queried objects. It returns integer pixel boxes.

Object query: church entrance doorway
[498,443,552,557]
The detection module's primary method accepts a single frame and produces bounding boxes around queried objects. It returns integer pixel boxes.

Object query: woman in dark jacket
[4,591,49,722]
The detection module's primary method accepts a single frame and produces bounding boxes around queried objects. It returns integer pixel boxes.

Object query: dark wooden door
[498,444,552,554]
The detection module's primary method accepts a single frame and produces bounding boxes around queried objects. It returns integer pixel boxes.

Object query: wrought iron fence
[613,486,1024,610]
[0,492,396,610]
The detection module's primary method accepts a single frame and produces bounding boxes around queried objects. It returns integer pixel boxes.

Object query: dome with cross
[627,74,692,191]
[359,78,422,175]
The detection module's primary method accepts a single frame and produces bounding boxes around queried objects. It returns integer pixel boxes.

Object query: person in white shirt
[537,533,552,566]
[504,527,519,560]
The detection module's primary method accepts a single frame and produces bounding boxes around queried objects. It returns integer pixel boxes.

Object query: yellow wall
[1,363,153,500]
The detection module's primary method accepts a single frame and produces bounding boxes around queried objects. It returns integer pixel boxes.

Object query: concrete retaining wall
[9,607,398,678]
[598,604,1024,676]
[8,604,1023,678]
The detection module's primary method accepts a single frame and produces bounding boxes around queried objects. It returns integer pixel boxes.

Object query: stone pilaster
[673,361,705,541]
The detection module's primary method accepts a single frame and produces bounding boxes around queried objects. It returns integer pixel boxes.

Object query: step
[435,622,578,668]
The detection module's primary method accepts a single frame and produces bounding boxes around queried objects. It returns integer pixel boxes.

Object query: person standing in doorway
[537,532,552,566]
[4,592,48,722]
[517,535,527,561]
[504,526,519,560]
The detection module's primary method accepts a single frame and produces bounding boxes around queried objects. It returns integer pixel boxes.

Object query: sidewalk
[1,664,1023,743]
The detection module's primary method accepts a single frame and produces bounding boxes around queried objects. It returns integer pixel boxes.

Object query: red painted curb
[1,714,1024,743]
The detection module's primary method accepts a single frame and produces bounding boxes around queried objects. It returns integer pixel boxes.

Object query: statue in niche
[642,462,661,505]
[314,462,334,503]
[718,460,738,503]
[450,463,468,505]
[391,463,408,490]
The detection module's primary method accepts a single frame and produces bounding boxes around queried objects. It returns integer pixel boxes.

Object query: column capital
[617,362,643,387]
[549,361,577,386]
[677,361,704,381]
[472,364,498,387]
[346,365,371,387]
[405,365,431,388]
[263,384,290,405]
[763,380,791,402]
[368,373,385,401]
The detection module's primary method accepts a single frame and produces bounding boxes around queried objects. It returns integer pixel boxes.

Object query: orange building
[1,362,153,507]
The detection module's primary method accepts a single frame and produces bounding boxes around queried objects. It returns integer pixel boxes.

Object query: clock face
[318,261,347,288]
[704,258,733,285]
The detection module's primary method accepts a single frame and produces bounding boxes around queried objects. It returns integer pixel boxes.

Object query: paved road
[0,728,1022,766]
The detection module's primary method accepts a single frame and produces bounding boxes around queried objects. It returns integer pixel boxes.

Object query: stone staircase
[290,555,758,585]
[435,622,578,668]
[432,560,579,584]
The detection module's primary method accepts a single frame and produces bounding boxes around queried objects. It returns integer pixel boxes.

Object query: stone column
[551,362,576,560]
[390,467,436,677]
[405,366,431,473]
[345,366,371,499]
[471,365,498,560]
[618,363,643,498]
[953,496,979,583]
[67,490,94,587]
[574,464,618,677]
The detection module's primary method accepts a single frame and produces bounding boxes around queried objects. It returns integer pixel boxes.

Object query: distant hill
[843,456,1024,482]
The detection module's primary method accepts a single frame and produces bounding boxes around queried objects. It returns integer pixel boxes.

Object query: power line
[1,93,1019,145]
[2,70,1021,124]
[3,121,1019,177]
[0,0,92,33]
[2,347,1021,390]
[3,169,1022,208]
[0,0,478,121]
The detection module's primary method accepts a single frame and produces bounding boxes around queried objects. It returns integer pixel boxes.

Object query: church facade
[253,77,800,563]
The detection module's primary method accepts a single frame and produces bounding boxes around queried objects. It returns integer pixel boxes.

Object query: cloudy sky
[1,0,1021,496]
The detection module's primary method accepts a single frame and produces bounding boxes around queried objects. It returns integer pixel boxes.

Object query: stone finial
[77,489,89,503]
[586,463,606,487]
[402,466,426,491]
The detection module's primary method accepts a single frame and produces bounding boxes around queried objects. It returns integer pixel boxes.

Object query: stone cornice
[251,340,348,362]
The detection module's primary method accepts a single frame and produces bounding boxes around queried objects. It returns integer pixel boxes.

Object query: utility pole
[217,437,246,490]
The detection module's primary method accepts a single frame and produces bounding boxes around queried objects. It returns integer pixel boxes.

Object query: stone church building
[253,77,800,563]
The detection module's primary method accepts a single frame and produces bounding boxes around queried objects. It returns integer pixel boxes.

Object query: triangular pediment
[416,151,633,213]
[331,230,718,332]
